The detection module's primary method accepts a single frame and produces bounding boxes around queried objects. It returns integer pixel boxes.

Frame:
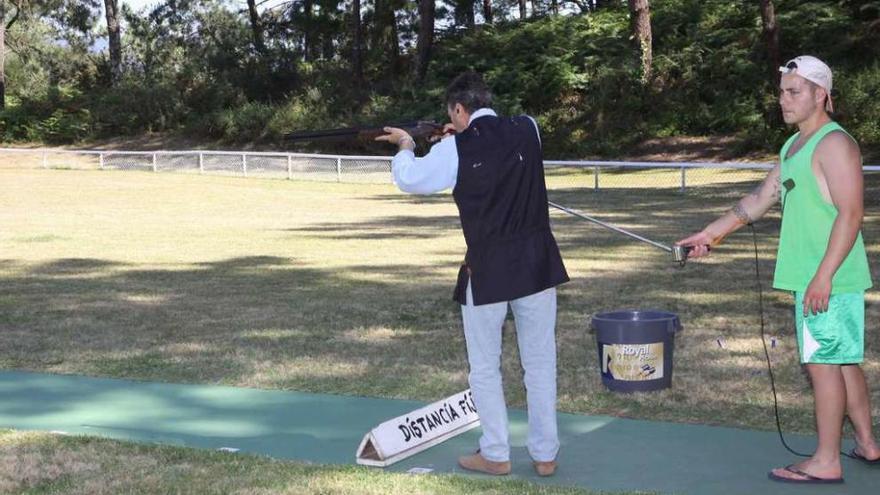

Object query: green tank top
[772,121,873,293]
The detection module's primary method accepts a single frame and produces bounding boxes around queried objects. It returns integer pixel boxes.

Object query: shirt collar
[468,108,497,125]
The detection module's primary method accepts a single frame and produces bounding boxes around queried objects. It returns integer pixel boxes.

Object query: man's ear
[816,87,828,107]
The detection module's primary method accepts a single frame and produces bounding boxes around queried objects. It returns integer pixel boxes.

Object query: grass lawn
[1,164,878,493]
[2,430,634,495]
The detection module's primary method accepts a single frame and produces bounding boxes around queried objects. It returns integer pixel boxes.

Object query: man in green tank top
[677,55,878,484]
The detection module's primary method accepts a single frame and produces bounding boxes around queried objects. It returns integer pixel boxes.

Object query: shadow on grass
[0,255,469,397]
[280,214,461,240]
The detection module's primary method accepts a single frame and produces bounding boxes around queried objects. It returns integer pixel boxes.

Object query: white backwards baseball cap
[779,55,834,112]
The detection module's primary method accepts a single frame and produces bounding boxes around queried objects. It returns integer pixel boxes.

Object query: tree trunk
[455,0,475,29]
[385,0,399,71]
[759,0,780,82]
[415,0,434,82]
[104,0,123,84]
[245,0,266,54]
[627,0,652,83]
[518,0,526,19]
[0,0,18,110]
[0,2,6,109]
[303,0,315,61]
[369,0,381,50]
[372,0,399,74]
[351,0,363,81]
[759,0,781,126]
[482,0,493,24]
[322,32,333,60]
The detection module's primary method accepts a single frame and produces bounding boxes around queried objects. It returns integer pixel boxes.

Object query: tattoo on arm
[750,182,763,196]
[732,202,753,225]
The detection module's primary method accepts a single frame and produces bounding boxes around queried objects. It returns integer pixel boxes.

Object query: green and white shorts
[794,291,865,364]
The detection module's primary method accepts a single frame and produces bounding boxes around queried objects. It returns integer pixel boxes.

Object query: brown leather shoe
[533,459,557,477]
[458,452,511,475]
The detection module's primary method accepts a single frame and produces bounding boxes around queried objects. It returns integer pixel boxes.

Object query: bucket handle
[590,315,683,334]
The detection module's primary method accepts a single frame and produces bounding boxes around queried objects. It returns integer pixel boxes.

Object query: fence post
[242,154,247,177]
[42,152,48,169]
[593,165,599,191]
[152,153,158,172]
[680,166,686,193]
[198,153,204,174]
[287,155,293,180]
[99,153,105,170]
[336,157,342,182]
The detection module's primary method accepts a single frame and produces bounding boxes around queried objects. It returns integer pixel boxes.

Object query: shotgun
[285,121,451,143]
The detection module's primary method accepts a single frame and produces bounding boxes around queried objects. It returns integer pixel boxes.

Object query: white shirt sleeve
[392,135,459,194]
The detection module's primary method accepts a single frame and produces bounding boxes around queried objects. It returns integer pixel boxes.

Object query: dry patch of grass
[0,430,627,495]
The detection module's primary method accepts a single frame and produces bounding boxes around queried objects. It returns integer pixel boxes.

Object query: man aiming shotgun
[374,71,569,477]
[677,55,879,484]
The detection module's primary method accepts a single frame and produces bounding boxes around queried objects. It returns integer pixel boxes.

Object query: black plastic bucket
[590,310,682,392]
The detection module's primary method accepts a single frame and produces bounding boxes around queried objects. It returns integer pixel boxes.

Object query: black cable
[749,224,856,460]
[749,224,810,458]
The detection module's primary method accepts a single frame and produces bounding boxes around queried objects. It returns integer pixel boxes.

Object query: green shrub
[837,64,880,155]
[0,100,42,142]
[0,87,91,143]
[89,82,186,136]
[36,108,92,143]
[200,101,275,142]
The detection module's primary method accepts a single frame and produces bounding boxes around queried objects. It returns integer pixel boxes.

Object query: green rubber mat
[1,371,876,494]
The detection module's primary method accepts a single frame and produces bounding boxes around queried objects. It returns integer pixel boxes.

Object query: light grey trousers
[461,280,559,462]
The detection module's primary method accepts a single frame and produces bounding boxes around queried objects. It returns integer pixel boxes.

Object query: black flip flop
[768,465,844,484]
[851,448,880,465]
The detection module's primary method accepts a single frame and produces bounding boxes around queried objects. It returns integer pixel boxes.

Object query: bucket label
[601,343,664,381]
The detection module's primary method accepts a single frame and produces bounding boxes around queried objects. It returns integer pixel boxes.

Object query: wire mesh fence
[2,148,878,198]
[543,161,772,193]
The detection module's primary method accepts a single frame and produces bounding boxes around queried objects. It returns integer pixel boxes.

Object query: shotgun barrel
[285,121,447,142]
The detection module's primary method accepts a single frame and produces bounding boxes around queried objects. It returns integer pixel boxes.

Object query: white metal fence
[0,148,394,184]
[2,147,878,194]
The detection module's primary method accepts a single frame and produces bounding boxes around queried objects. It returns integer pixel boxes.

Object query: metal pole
[680,166,686,193]
[242,154,247,177]
[287,155,293,180]
[42,152,48,169]
[593,165,599,191]
[548,200,673,253]
[99,153,104,170]
[336,157,342,182]
[198,153,204,174]
[152,153,157,172]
